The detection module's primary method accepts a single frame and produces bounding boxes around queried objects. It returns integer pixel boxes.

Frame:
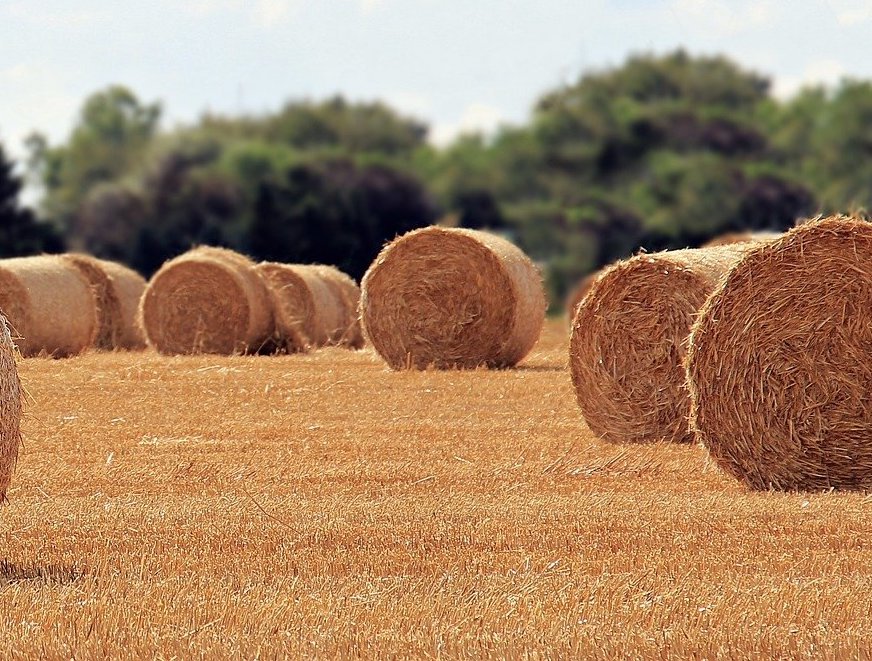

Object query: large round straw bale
[254,262,341,352]
[0,256,97,357]
[565,271,600,325]
[140,246,273,355]
[0,315,21,500]
[687,216,872,491]
[570,245,757,444]
[98,260,147,350]
[361,227,546,369]
[311,265,364,348]
[702,230,781,248]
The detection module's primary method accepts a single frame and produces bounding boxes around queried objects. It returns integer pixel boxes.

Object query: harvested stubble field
[3,320,872,658]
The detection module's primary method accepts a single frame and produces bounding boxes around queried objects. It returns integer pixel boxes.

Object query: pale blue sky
[2,0,871,158]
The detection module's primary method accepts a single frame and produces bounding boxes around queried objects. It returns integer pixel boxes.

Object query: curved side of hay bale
[255,262,327,352]
[569,245,753,444]
[140,247,273,355]
[98,260,147,350]
[0,256,97,357]
[687,216,872,491]
[310,265,363,348]
[0,315,21,500]
[61,254,124,350]
[565,271,600,326]
[702,230,781,248]
[361,227,546,369]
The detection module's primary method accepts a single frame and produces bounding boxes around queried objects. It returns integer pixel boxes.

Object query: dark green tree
[249,159,437,279]
[0,144,63,256]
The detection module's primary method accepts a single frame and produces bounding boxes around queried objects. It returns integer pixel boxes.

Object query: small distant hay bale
[569,245,754,444]
[361,227,546,369]
[254,262,344,352]
[61,254,147,350]
[565,271,601,325]
[140,246,273,355]
[702,230,781,248]
[0,256,98,357]
[687,216,872,491]
[0,315,21,500]
[311,265,364,348]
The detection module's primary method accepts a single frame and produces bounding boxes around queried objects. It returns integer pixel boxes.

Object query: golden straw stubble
[0,315,20,499]
[140,246,273,355]
[361,227,546,369]
[569,245,756,444]
[688,216,872,491]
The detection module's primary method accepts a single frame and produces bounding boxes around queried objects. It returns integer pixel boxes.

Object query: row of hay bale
[568,215,872,492]
[0,248,364,358]
[140,246,363,356]
[151,226,547,370]
[0,254,147,357]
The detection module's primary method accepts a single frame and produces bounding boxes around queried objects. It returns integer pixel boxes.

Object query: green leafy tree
[32,85,161,225]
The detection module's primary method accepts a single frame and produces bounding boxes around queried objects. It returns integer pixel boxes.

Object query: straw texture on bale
[61,254,146,350]
[0,315,21,500]
[0,255,97,357]
[98,260,147,349]
[569,245,755,444]
[565,271,600,325]
[254,262,343,352]
[361,227,546,369]
[687,216,872,491]
[311,265,364,348]
[702,230,781,247]
[140,246,273,355]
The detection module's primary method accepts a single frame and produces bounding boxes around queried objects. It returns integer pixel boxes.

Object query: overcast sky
[2,0,872,158]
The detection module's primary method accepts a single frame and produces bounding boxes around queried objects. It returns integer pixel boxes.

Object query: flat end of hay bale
[141,247,272,355]
[688,215,872,491]
[570,244,756,444]
[361,226,545,370]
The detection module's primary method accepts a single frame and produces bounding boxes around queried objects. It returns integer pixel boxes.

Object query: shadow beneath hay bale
[0,559,87,586]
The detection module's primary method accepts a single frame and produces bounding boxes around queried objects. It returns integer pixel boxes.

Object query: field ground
[2,320,872,657]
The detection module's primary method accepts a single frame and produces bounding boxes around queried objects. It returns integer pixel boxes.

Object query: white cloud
[429,102,506,147]
[831,0,872,25]
[383,91,433,118]
[183,0,296,26]
[773,58,847,99]
[254,0,297,26]
[669,0,777,34]
[358,0,386,13]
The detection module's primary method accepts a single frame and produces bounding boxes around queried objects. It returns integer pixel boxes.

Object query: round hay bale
[61,254,125,350]
[687,216,872,491]
[702,230,781,248]
[569,245,755,444]
[0,315,21,500]
[311,265,364,349]
[0,256,97,357]
[254,262,342,352]
[565,271,600,325]
[361,227,546,369]
[140,246,273,355]
[98,260,147,350]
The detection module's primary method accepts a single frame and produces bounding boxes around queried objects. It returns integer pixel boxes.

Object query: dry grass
[2,320,872,657]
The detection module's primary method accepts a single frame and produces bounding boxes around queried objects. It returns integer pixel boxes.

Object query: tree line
[2,50,871,305]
